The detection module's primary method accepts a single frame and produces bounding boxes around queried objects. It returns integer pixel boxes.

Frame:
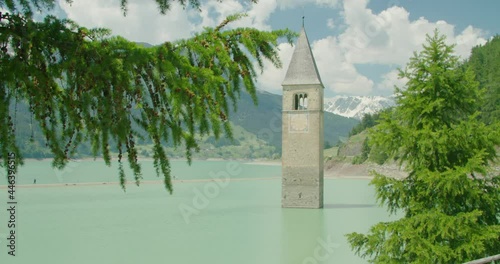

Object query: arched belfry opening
[281,25,324,208]
[294,93,308,110]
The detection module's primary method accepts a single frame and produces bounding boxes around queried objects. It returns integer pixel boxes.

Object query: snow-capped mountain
[324,96,395,120]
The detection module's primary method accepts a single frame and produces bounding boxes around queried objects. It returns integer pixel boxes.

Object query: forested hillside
[467,35,500,124]
[230,90,359,153]
[12,90,359,159]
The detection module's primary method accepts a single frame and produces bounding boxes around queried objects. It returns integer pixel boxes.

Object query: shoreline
[0,175,378,189]
[0,177,282,189]
[21,157,282,164]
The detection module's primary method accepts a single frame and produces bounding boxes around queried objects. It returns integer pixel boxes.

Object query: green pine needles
[346,30,500,263]
[0,2,295,192]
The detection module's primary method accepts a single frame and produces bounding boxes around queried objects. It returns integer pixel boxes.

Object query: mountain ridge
[324,95,394,120]
[229,89,360,153]
[13,89,360,159]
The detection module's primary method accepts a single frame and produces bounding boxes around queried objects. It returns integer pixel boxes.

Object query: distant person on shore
[33,179,36,184]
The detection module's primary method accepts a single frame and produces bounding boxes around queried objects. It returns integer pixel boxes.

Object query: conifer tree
[0,0,295,192]
[347,30,500,263]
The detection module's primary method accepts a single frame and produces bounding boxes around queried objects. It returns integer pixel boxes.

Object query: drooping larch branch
[0,8,296,192]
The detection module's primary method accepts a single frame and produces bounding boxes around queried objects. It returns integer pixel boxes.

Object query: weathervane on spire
[302,15,305,27]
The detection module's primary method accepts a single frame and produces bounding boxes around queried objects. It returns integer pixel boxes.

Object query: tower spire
[282,26,323,87]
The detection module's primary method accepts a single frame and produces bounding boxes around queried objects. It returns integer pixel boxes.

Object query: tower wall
[282,85,324,208]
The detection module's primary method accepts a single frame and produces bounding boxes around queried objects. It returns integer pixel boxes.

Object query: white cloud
[304,0,487,96]
[336,0,487,66]
[58,0,489,97]
[327,18,335,29]
[230,0,277,30]
[376,69,408,93]
[195,0,245,30]
[59,0,278,44]
[256,34,375,95]
[312,36,374,95]
[60,0,196,44]
[454,26,487,59]
[256,43,295,94]
[371,24,485,95]
[277,0,339,9]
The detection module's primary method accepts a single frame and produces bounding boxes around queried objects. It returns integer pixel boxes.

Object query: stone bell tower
[281,26,324,208]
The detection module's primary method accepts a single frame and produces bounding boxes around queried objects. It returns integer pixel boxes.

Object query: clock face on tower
[289,112,309,133]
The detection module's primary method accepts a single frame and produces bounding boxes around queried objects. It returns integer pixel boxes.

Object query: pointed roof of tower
[282,27,323,87]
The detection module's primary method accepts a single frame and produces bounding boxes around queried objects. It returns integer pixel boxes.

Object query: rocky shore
[325,160,407,179]
[324,159,500,179]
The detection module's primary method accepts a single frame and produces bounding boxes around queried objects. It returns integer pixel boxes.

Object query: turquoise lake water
[0,160,397,264]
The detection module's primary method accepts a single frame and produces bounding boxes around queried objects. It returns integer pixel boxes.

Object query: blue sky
[53,0,499,98]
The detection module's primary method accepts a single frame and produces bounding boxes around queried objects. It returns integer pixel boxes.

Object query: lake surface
[0,160,397,264]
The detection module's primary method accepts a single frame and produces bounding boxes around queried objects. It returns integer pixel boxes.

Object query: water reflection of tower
[280,210,327,263]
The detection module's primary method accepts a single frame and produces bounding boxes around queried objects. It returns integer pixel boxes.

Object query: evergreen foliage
[347,30,500,263]
[352,137,370,164]
[467,35,500,124]
[348,110,387,137]
[348,110,389,165]
[368,142,389,165]
[0,1,295,192]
